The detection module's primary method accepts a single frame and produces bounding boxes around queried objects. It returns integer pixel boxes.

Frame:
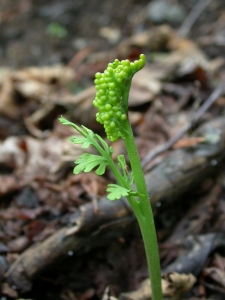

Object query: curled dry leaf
[0,66,74,119]
[7,236,30,253]
[1,282,18,299]
[13,79,51,99]
[129,67,162,107]
[204,266,225,288]
[119,272,196,300]
[204,253,225,288]
[13,65,74,100]
[0,136,27,169]
[14,65,74,86]
[14,66,73,100]
[119,25,223,85]
[22,136,91,177]
[0,69,19,118]
[163,272,196,297]
[102,286,118,300]
[0,134,95,182]
[76,172,109,198]
[0,175,19,196]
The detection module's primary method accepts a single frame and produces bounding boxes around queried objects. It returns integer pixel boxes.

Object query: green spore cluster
[93,54,146,141]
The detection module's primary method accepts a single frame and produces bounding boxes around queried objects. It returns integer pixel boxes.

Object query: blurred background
[1,1,225,300]
[1,0,225,68]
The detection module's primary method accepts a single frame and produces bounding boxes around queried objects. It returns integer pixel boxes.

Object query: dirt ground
[1,0,225,299]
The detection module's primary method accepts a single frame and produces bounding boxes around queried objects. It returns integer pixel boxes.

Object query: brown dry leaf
[0,136,27,169]
[0,175,19,196]
[25,86,98,133]
[173,137,205,149]
[156,28,222,84]
[13,65,74,100]
[14,65,74,85]
[0,69,19,118]
[119,25,223,85]
[22,136,85,177]
[204,267,225,288]
[1,282,18,298]
[7,236,30,253]
[163,272,196,297]
[44,85,96,107]
[99,27,121,44]
[137,112,171,145]
[23,103,55,139]
[120,273,196,300]
[212,253,225,271]
[0,66,74,119]
[24,89,97,138]
[0,134,95,181]
[129,67,162,107]
[204,253,225,288]
[167,32,223,77]
[102,287,118,300]
[14,78,51,99]
[78,172,109,198]
[117,25,172,57]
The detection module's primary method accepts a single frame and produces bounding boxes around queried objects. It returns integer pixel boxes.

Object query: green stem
[92,139,142,217]
[122,121,163,300]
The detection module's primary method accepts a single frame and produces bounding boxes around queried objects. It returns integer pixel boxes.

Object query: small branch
[141,85,223,167]
[178,0,213,37]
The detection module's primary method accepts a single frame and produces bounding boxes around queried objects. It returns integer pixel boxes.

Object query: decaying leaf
[14,66,74,85]
[0,136,27,169]
[1,282,18,298]
[0,134,95,184]
[0,69,19,118]
[204,253,225,288]
[119,272,196,300]
[102,286,118,300]
[0,66,74,119]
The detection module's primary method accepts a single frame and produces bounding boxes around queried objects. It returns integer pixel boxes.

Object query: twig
[178,0,213,37]
[141,85,223,167]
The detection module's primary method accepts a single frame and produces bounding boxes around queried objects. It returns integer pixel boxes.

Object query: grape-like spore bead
[93,54,146,141]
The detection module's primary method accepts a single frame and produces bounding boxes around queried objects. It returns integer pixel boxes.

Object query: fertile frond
[93,54,146,141]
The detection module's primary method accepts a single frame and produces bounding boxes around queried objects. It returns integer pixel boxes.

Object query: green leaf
[95,163,107,175]
[81,125,95,139]
[129,190,144,197]
[59,116,84,136]
[46,22,68,39]
[59,117,114,157]
[60,117,116,174]
[118,155,126,170]
[106,184,130,200]
[128,172,134,185]
[59,116,70,125]
[73,153,108,175]
[69,136,91,148]
[117,154,131,181]
[95,134,114,156]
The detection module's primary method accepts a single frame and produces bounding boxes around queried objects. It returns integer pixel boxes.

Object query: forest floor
[1,0,225,299]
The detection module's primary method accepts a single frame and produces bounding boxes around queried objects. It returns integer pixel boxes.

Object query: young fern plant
[59,54,163,300]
